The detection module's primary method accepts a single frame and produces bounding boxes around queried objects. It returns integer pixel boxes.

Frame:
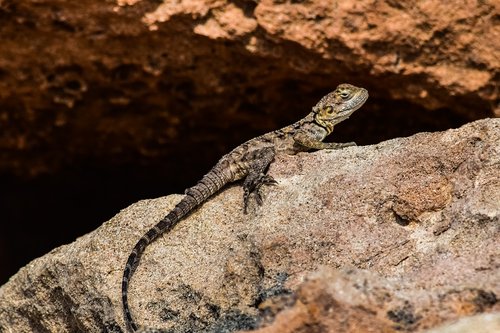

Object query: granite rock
[0,118,498,332]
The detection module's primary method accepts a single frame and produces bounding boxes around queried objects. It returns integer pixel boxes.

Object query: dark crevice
[392,210,410,227]
[229,0,258,19]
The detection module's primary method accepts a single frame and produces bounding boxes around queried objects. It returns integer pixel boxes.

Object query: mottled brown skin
[122,84,369,332]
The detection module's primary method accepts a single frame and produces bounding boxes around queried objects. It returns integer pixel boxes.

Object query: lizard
[122,83,369,332]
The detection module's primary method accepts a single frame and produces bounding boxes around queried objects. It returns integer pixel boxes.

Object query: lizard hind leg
[242,146,277,213]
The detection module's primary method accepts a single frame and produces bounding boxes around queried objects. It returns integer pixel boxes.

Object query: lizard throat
[314,114,334,135]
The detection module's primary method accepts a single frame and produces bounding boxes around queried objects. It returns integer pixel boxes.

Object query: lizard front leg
[293,131,356,150]
[242,146,277,213]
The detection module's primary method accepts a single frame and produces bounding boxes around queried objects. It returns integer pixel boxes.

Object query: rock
[0,118,498,332]
[0,0,497,176]
[423,313,500,333]
[240,268,499,333]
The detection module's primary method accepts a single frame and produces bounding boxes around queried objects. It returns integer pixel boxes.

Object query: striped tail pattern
[122,165,231,331]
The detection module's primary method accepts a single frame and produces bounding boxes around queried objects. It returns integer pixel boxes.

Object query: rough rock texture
[423,313,500,333]
[0,118,498,332]
[0,0,498,176]
[241,269,500,333]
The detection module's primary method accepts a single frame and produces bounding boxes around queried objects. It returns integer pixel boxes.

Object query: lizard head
[312,83,368,132]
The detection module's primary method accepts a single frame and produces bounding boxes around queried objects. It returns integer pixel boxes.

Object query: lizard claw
[255,192,263,206]
[262,175,278,185]
[243,188,250,214]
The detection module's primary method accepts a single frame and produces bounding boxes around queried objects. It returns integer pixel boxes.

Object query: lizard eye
[340,91,350,99]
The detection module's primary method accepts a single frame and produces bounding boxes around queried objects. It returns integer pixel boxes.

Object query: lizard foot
[324,141,357,150]
[341,141,357,148]
[243,174,278,214]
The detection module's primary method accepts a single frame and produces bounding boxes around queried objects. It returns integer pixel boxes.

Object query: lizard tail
[121,198,194,331]
[122,166,230,331]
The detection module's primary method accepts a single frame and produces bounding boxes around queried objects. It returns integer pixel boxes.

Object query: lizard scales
[122,83,369,332]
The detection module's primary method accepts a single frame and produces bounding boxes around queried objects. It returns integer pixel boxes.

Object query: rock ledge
[0,119,498,332]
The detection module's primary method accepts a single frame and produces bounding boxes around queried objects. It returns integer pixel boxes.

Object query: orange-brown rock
[0,0,497,176]
[242,268,500,333]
